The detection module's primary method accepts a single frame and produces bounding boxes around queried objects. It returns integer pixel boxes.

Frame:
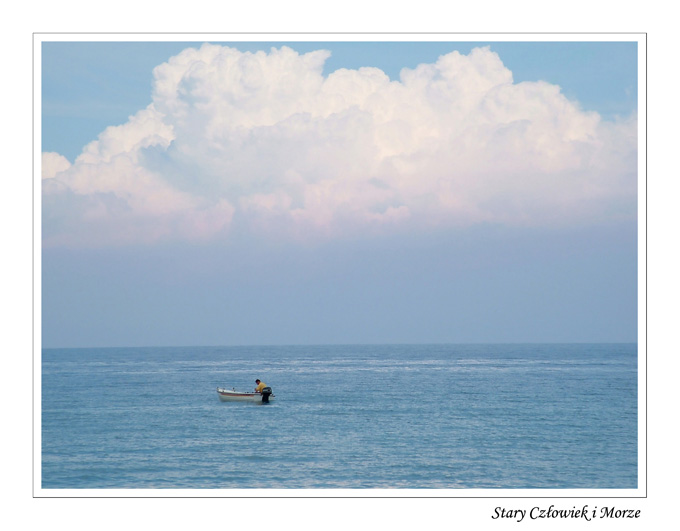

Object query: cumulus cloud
[42,44,637,247]
[42,152,71,179]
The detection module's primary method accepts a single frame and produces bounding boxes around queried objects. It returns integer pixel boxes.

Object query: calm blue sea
[41,344,637,489]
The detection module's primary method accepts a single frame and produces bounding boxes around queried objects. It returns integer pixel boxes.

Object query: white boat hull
[217,387,274,403]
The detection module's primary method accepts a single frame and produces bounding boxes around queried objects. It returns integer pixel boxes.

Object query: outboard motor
[261,387,273,403]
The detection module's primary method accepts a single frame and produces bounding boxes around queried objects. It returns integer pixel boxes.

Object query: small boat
[217,386,274,403]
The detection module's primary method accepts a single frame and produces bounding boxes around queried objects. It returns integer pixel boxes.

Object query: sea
[40,343,638,490]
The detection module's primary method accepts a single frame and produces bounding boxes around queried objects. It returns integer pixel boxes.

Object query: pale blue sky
[40,39,640,348]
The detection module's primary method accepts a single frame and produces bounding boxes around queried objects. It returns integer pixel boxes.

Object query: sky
[40,38,640,348]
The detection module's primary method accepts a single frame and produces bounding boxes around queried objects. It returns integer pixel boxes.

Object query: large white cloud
[42,44,637,246]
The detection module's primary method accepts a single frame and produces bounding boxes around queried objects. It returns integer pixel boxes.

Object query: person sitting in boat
[254,379,267,393]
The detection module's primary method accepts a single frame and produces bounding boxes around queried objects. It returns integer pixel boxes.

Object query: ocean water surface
[41,344,637,489]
